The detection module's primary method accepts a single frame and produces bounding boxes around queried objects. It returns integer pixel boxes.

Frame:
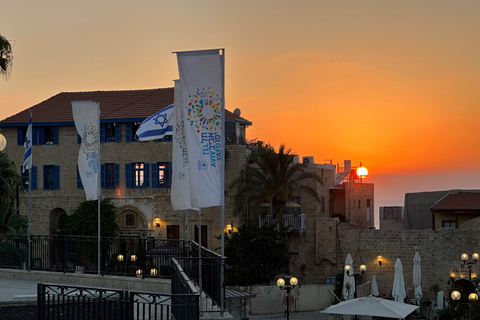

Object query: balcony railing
[258,214,306,233]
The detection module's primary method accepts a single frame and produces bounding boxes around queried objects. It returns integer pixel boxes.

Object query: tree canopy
[60,199,118,238]
[230,144,324,226]
[225,224,290,285]
[0,33,13,78]
[0,152,24,234]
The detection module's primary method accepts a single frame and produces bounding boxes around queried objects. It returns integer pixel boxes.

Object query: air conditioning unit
[303,156,314,164]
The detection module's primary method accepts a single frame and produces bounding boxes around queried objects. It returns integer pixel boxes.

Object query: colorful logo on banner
[80,123,99,176]
[186,87,222,168]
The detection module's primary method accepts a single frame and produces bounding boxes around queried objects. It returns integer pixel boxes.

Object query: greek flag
[23,112,32,172]
[135,104,174,141]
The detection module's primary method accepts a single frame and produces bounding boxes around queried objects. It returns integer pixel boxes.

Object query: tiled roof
[0,88,251,125]
[431,191,480,211]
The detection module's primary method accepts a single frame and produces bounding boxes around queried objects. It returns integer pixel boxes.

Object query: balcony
[258,214,306,233]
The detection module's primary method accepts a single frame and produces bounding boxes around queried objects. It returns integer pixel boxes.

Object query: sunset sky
[2,1,480,214]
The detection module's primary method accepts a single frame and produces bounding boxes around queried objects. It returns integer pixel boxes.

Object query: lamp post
[461,253,479,282]
[344,264,367,277]
[276,274,298,320]
[451,290,478,320]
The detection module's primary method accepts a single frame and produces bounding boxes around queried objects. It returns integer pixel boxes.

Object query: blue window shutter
[101,164,106,189]
[53,127,58,144]
[143,163,149,188]
[54,165,60,189]
[168,162,172,187]
[17,128,23,145]
[151,163,158,188]
[126,123,132,142]
[77,166,83,189]
[32,127,37,145]
[100,124,105,142]
[77,134,81,144]
[126,163,132,188]
[38,127,45,145]
[115,124,121,142]
[115,164,120,188]
[32,166,37,190]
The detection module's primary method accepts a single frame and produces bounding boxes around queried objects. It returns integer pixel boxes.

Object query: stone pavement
[250,310,330,319]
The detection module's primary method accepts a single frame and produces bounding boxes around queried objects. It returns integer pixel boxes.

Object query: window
[152,162,171,188]
[17,127,38,146]
[126,162,149,188]
[126,122,142,142]
[442,220,456,229]
[43,165,59,190]
[194,225,208,248]
[367,199,371,207]
[125,214,135,226]
[21,166,37,190]
[38,126,58,145]
[100,123,120,142]
[101,163,119,189]
[167,225,180,240]
[358,200,361,209]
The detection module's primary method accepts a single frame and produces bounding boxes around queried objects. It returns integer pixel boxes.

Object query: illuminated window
[126,162,149,188]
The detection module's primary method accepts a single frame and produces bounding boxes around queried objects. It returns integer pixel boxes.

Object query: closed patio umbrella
[413,252,422,305]
[371,275,379,297]
[392,258,406,302]
[342,253,355,300]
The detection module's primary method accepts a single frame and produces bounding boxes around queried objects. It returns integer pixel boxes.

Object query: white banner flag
[135,104,174,141]
[23,111,33,172]
[72,101,100,201]
[177,49,224,208]
[171,80,197,211]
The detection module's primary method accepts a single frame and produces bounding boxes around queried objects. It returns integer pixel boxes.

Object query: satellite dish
[0,134,6,151]
[233,108,241,116]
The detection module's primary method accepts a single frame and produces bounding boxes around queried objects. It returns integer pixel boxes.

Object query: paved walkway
[250,310,330,319]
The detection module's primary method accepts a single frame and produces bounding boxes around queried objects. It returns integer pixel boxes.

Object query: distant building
[379,206,404,230]
[404,190,480,230]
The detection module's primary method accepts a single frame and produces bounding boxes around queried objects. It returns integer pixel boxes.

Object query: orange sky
[2,0,480,208]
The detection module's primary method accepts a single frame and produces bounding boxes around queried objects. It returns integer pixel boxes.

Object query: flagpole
[220,48,226,312]
[27,110,32,272]
[198,208,202,294]
[97,103,101,276]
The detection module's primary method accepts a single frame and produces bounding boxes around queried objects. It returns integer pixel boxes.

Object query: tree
[230,144,324,228]
[0,152,23,234]
[0,33,13,78]
[224,224,290,285]
[60,199,118,238]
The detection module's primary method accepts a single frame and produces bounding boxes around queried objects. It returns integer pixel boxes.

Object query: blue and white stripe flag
[136,104,174,141]
[23,111,33,172]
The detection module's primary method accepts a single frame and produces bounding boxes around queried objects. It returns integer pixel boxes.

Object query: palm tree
[0,152,23,233]
[0,33,13,78]
[230,144,324,229]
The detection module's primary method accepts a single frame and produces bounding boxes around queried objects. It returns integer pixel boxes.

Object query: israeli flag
[23,112,33,172]
[136,104,174,141]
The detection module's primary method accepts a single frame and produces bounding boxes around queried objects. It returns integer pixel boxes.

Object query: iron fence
[37,281,200,320]
[0,234,186,276]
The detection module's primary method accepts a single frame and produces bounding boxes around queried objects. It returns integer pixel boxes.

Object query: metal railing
[37,280,200,320]
[258,214,306,232]
[0,234,186,276]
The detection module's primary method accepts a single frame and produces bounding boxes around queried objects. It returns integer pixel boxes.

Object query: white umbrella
[371,275,379,296]
[342,253,355,300]
[413,252,422,305]
[321,295,418,318]
[392,258,406,302]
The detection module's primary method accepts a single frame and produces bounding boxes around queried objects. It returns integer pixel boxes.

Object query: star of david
[24,138,31,149]
[154,114,168,127]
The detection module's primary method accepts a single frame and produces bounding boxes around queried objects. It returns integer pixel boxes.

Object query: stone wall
[290,216,480,301]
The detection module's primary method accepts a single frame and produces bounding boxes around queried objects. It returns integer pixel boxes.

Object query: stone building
[0,88,251,250]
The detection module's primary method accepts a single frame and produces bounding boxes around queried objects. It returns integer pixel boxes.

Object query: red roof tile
[431,191,480,211]
[0,88,251,125]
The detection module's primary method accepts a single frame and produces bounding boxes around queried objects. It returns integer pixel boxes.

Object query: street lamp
[461,253,479,282]
[344,264,367,277]
[276,274,298,320]
[451,290,478,320]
